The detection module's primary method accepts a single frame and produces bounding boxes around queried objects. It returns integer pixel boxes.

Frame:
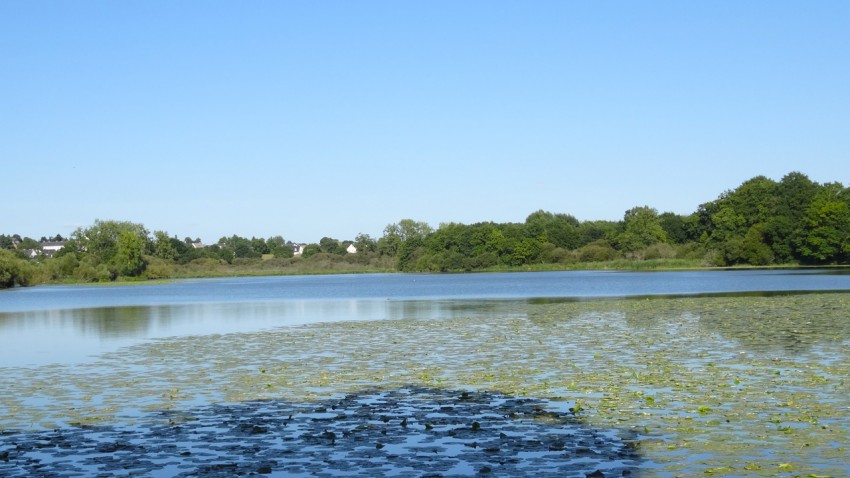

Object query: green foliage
[153,231,178,261]
[301,244,321,258]
[18,236,40,250]
[72,220,150,265]
[524,210,581,249]
[73,255,112,282]
[48,253,79,279]
[113,230,147,276]
[797,183,850,263]
[575,240,618,263]
[696,172,847,266]
[319,237,344,255]
[658,212,696,244]
[4,170,849,286]
[617,206,668,253]
[577,220,620,245]
[0,234,15,249]
[765,172,819,262]
[266,236,293,258]
[0,249,34,287]
[378,219,433,257]
[143,256,175,280]
[354,233,377,254]
[217,235,264,259]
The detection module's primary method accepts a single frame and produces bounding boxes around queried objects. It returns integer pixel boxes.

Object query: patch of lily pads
[1,293,849,476]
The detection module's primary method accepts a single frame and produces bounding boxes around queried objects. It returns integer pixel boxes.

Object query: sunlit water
[2,269,849,367]
[1,270,849,476]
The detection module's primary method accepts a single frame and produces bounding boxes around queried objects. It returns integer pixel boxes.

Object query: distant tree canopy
[382,172,850,271]
[696,172,850,265]
[2,171,849,288]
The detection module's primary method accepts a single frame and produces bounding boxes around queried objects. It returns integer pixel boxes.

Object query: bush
[48,253,79,280]
[464,252,499,270]
[143,257,175,280]
[0,249,35,287]
[550,247,574,264]
[673,242,707,260]
[643,243,676,260]
[576,240,618,262]
[73,256,112,282]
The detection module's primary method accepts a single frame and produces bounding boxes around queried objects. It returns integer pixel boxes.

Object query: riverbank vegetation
[2,171,849,287]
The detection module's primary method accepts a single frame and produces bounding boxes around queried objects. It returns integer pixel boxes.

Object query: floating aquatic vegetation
[0,293,848,476]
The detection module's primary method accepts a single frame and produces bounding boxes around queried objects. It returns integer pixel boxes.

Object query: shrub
[0,249,37,287]
[73,256,112,282]
[143,257,175,280]
[576,240,618,262]
[643,243,676,260]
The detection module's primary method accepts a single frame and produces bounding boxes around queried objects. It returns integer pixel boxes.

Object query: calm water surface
[1,269,849,366]
[2,270,850,476]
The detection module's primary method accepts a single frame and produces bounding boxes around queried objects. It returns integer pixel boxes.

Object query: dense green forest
[2,172,849,288]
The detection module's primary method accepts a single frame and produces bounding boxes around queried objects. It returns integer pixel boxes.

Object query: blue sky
[2,2,848,243]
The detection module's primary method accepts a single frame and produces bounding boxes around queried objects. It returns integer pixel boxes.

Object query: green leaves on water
[1,293,849,477]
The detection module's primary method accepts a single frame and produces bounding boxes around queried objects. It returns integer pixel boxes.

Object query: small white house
[292,243,307,256]
[40,241,66,257]
[346,243,357,254]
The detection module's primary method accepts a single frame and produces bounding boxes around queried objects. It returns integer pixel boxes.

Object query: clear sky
[2,2,848,243]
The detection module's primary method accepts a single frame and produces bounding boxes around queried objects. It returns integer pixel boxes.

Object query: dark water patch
[0,387,642,477]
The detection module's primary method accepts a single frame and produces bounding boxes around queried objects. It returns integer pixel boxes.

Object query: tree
[72,220,150,265]
[219,235,261,259]
[797,182,850,264]
[251,237,269,255]
[267,236,293,258]
[0,249,31,288]
[767,172,819,262]
[525,210,581,249]
[153,231,178,261]
[354,233,377,253]
[0,235,13,249]
[577,220,619,247]
[112,230,147,276]
[740,224,774,265]
[658,212,696,244]
[616,206,667,253]
[18,237,40,251]
[378,219,433,257]
[301,243,321,258]
[319,237,343,255]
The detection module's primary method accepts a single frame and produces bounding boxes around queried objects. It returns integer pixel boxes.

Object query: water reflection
[525,293,850,356]
[0,299,531,367]
[0,386,643,477]
[695,294,850,355]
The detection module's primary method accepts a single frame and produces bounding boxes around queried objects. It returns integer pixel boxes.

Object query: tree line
[2,171,848,288]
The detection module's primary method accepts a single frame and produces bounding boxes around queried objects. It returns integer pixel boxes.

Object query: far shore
[36,259,848,288]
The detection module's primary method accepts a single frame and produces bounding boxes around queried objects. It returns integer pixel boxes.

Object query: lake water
[2,269,850,367]
[2,269,850,476]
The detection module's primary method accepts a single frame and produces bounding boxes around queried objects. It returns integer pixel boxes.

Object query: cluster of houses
[18,240,67,259]
[291,243,357,255]
[8,238,357,260]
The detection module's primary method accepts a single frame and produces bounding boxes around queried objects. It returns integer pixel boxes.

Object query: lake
[2,269,850,367]
[1,269,849,477]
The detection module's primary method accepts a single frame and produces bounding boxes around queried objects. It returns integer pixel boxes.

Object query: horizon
[3,2,848,243]
[0,168,836,245]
